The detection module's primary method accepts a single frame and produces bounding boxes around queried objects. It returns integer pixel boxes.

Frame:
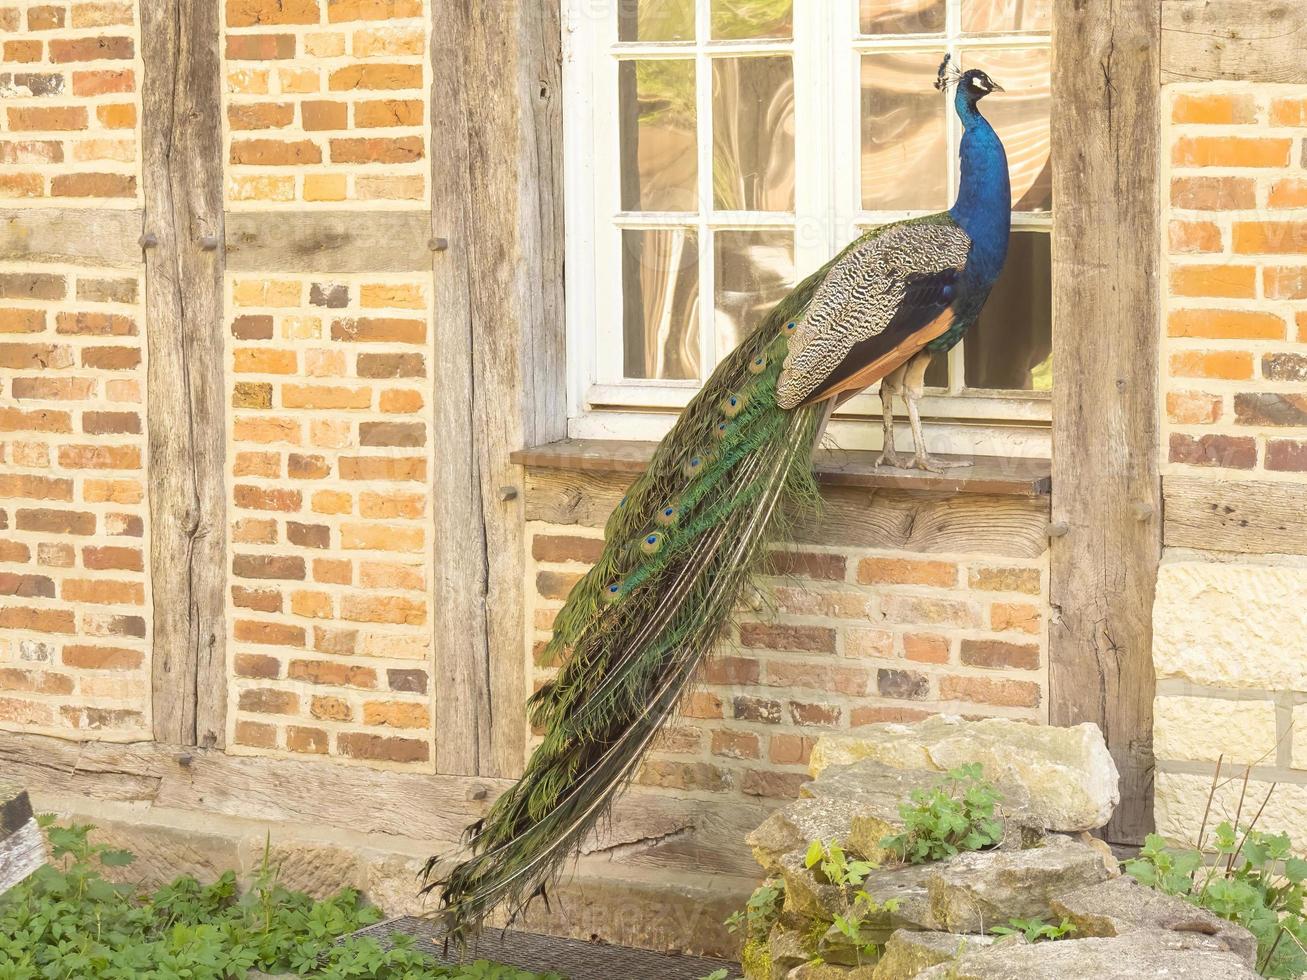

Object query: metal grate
[348,915,743,980]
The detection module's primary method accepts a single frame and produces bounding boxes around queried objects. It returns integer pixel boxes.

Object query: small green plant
[804,839,898,966]
[1124,765,1307,979]
[989,916,1076,943]
[725,877,785,946]
[879,764,1004,865]
[0,818,563,980]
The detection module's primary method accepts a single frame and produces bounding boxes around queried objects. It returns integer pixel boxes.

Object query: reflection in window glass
[713,56,795,212]
[961,0,1052,34]
[860,0,945,35]
[619,60,698,212]
[965,231,1051,391]
[861,52,948,210]
[618,0,695,42]
[963,48,1051,212]
[714,230,795,358]
[623,229,701,380]
[711,0,792,39]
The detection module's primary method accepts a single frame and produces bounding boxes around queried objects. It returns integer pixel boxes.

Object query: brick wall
[528,517,1051,802]
[0,264,150,738]
[222,0,427,208]
[1,0,142,204]
[1155,84,1307,843]
[224,272,434,767]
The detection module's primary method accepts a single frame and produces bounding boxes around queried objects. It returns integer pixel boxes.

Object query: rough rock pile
[741,716,1259,979]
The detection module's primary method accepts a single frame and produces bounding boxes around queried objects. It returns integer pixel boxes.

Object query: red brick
[233,484,302,512]
[1169,350,1253,381]
[234,619,305,647]
[232,586,282,612]
[1166,391,1222,425]
[337,731,429,763]
[0,474,73,501]
[1169,220,1223,254]
[1173,93,1256,125]
[301,99,348,130]
[788,701,841,727]
[82,411,140,435]
[81,346,140,370]
[237,687,298,714]
[697,655,759,686]
[225,33,296,59]
[0,408,70,433]
[0,668,73,694]
[26,5,65,29]
[229,138,322,165]
[0,309,45,333]
[967,566,1042,594]
[1168,265,1257,300]
[1170,176,1256,211]
[941,675,1040,708]
[231,315,274,340]
[1168,308,1283,340]
[327,63,422,90]
[960,638,1040,670]
[1169,433,1257,469]
[81,545,142,571]
[0,606,75,633]
[16,508,94,535]
[353,98,423,127]
[0,573,54,598]
[531,534,604,564]
[7,106,86,131]
[287,659,376,688]
[387,668,426,693]
[1267,440,1307,472]
[311,695,351,721]
[903,633,950,664]
[741,770,808,799]
[851,705,934,726]
[737,623,834,653]
[356,352,424,378]
[49,36,133,61]
[57,444,140,469]
[1234,221,1307,255]
[362,699,427,728]
[329,136,423,164]
[234,720,277,747]
[61,578,143,605]
[338,456,424,481]
[226,0,319,27]
[286,726,329,754]
[12,377,94,400]
[227,102,295,130]
[768,733,814,766]
[61,645,142,670]
[232,553,305,580]
[330,316,425,344]
[731,695,781,724]
[877,668,930,700]
[637,760,731,792]
[71,69,133,95]
[1173,137,1290,168]
[1235,393,1307,427]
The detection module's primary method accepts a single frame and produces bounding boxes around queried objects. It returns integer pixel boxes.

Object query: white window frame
[562,0,1052,458]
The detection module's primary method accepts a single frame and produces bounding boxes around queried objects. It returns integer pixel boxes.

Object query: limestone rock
[871,930,1004,980]
[750,765,941,873]
[913,929,1261,979]
[1050,876,1257,967]
[262,841,364,900]
[809,717,1119,833]
[779,851,939,938]
[769,921,819,979]
[927,835,1115,933]
[787,963,878,979]
[84,820,244,890]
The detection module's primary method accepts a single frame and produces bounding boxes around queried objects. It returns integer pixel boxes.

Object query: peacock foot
[908,453,974,473]
[874,447,901,469]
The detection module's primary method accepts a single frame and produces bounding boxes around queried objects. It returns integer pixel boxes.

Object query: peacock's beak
[989,80,1006,93]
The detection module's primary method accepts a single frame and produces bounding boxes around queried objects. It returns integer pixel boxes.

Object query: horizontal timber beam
[1162,1,1307,83]
[0,731,767,879]
[1164,475,1307,556]
[0,208,144,268]
[224,210,434,273]
[524,467,1051,559]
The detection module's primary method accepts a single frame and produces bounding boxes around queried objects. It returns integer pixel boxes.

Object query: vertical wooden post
[140,0,227,748]
[1050,0,1162,843]
[430,0,566,777]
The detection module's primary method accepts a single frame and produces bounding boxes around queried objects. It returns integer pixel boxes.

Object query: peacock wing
[776,216,972,409]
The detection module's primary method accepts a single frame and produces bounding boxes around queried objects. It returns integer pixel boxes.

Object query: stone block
[1153,695,1277,765]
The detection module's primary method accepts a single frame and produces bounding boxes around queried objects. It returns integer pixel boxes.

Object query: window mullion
[696,2,714,377]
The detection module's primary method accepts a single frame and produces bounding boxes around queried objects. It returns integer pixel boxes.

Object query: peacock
[425,57,1012,941]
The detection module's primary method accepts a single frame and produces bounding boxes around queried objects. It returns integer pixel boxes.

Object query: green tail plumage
[425,265,837,941]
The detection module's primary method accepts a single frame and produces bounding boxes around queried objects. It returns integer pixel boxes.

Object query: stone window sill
[511,439,1051,498]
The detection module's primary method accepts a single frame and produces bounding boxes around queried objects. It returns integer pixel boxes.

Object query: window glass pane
[618,0,695,42]
[619,60,698,212]
[623,228,701,380]
[964,231,1051,391]
[711,0,792,39]
[714,230,795,358]
[713,56,795,211]
[860,0,945,35]
[961,0,1052,34]
[861,52,948,211]
[963,47,1051,212]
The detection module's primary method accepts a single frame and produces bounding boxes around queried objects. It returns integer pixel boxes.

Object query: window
[563,1,1053,456]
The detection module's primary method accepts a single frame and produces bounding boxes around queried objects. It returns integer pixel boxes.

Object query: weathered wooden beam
[430,0,566,777]
[1,784,45,895]
[1162,1,1307,83]
[1050,0,1162,844]
[141,0,226,748]
[1164,475,1307,555]
[0,732,767,879]
[0,208,144,268]
[525,467,1051,560]
[224,211,433,273]
[513,438,1053,497]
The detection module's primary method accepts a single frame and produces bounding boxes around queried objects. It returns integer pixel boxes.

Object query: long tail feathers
[423,272,834,944]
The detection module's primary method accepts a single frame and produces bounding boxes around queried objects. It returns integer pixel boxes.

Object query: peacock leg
[902,351,972,472]
[873,366,905,468]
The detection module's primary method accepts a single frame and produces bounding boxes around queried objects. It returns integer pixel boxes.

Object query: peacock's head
[934,56,1004,103]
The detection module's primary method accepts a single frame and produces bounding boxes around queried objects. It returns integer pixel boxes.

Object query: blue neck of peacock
[949,91,1011,288]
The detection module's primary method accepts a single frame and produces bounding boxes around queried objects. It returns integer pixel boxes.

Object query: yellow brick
[232,279,303,308]
[309,419,351,448]
[72,139,134,162]
[355,174,423,200]
[311,489,353,514]
[227,174,295,202]
[278,67,320,94]
[341,522,425,553]
[228,69,269,94]
[305,32,346,57]
[280,315,322,340]
[352,26,425,57]
[359,283,424,309]
[304,173,347,201]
